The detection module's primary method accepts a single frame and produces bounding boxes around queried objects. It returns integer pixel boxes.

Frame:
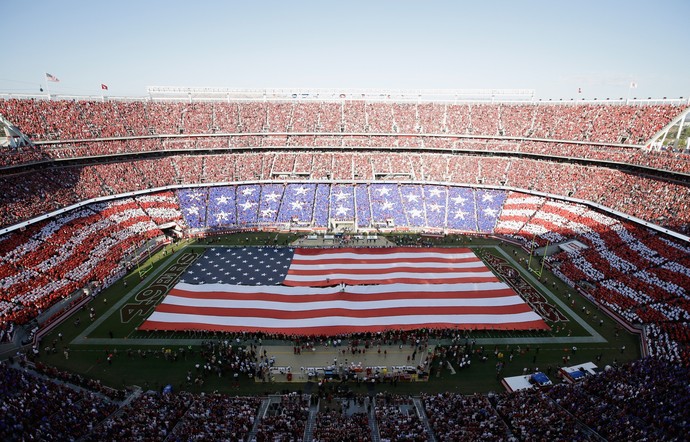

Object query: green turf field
[34,232,641,395]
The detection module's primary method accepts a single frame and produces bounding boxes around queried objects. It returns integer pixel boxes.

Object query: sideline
[72,247,195,345]
[490,245,606,343]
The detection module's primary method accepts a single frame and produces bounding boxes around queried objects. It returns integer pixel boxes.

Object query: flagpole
[44,73,51,99]
[626,80,637,104]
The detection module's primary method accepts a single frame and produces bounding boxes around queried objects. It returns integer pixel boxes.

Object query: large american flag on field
[140,247,548,335]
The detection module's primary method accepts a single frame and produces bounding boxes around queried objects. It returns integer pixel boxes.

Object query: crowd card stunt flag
[140,247,548,335]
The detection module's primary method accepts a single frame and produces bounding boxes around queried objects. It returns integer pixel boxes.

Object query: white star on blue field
[180,247,294,286]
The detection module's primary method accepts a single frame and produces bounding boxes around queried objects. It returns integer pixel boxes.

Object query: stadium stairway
[412,397,437,442]
[488,394,518,440]
[302,400,319,442]
[247,397,272,442]
[547,396,607,441]
[368,397,381,442]
[118,386,143,408]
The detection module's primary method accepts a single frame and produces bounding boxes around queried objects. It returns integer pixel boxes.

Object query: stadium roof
[145,87,537,102]
[1,89,687,106]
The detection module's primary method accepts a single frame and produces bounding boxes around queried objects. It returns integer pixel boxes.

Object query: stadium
[1,86,689,440]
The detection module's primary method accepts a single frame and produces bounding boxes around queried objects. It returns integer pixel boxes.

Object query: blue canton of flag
[180,247,294,286]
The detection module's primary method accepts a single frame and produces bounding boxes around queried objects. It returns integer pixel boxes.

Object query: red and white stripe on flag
[140,247,549,335]
[45,73,59,82]
[139,282,547,335]
[284,247,499,286]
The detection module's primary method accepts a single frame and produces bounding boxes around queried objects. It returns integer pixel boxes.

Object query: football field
[34,233,641,395]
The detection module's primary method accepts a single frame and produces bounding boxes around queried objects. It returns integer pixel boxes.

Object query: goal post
[527,235,549,278]
[135,242,154,279]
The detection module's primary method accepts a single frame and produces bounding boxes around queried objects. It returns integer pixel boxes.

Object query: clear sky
[2,0,689,100]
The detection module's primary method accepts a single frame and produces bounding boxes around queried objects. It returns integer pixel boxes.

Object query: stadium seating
[546,357,690,441]
[494,387,590,440]
[253,394,309,442]
[168,394,261,441]
[2,355,687,441]
[314,408,372,442]
[495,191,690,363]
[374,394,427,441]
[422,392,510,441]
[0,97,689,439]
[0,193,181,325]
[84,391,195,441]
[2,99,688,174]
[0,362,118,440]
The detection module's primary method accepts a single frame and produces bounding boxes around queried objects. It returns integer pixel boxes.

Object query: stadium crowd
[0,192,182,326]
[546,357,690,441]
[2,355,688,441]
[1,98,689,177]
[422,392,509,441]
[497,192,690,365]
[3,135,690,175]
[0,361,118,441]
[1,152,689,232]
[1,99,683,144]
[313,408,372,442]
[374,393,426,442]
[168,394,261,441]
[253,393,309,442]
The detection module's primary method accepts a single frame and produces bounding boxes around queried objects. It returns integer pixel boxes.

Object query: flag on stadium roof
[140,247,548,335]
[101,83,108,90]
[45,73,59,82]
